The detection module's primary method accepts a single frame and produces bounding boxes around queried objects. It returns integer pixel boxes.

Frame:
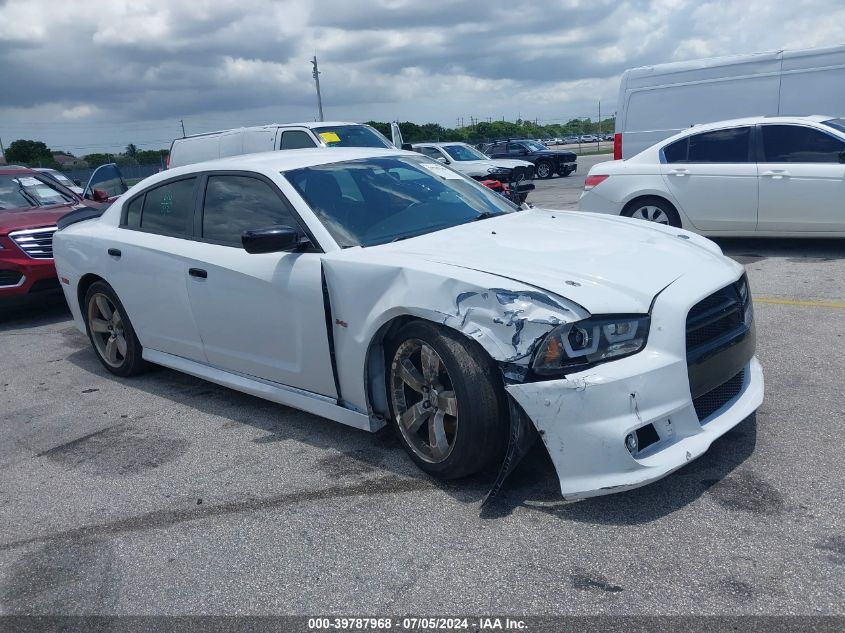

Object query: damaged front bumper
[505,277,764,499]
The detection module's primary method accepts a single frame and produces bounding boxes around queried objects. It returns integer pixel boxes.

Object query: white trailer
[614,44,845,159]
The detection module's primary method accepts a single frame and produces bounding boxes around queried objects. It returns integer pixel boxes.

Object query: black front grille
[693,370,745,421]
[686,278,747,354]
[511,165,534,182]
[0,270,24,286]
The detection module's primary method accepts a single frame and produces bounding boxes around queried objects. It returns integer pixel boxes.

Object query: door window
[124,195,143,228]
[139,178,197,236]
[663,138,688,163]
[686,127,751,163]
[418,147,446,161]
[201,175,298,245]
[280,130,318,150]
[761,125,845,163]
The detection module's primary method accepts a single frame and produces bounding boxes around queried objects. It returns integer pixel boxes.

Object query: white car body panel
[580,115,845,236]
[54,148,763,498]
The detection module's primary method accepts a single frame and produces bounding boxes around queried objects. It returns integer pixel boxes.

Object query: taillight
[584,174,609,190]
[613,133,622,160]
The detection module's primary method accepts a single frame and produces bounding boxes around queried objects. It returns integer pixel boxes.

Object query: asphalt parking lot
[1,164,843,616]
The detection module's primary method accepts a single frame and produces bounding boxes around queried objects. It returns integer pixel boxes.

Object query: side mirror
[435,156,449,164]
[242,225,302,254]
[74,179,82,186]
[91,188,109,202]
[401,143,413,151]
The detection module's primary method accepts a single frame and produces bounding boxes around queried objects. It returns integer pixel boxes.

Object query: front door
[659,126,758,232]
[183,172,336,396]
[756,124,845,232]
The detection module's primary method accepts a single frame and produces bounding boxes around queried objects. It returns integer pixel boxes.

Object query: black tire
[386,321,507,480]
[535,160,554,179]
[83,280,149,377]
[622,196,682,228]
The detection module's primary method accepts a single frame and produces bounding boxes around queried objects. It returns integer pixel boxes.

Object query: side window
[140,178,196,237]
[761,125,845,163]
[202,175,298,245]
[419,147,445,161]
[280,130,318,150]
[687,127,751,163]
[124,195,143,228]
[663,138,688,163]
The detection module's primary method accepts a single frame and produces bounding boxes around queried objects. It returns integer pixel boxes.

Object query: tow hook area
[482,396,538,505]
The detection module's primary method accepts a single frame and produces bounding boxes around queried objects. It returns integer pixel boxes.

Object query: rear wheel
[84,281,148,377]
[622,197,681,228]
[535,161,554,179]
[386,321,507,480]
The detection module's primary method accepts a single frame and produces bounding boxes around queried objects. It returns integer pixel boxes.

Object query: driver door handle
[761,170,790,179]
[188,268,207,279]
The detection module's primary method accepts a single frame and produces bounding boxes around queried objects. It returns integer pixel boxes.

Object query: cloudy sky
[1,0,844,154]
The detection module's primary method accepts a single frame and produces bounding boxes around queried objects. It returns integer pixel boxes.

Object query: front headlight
[486,166,510,176]
[532,315,650,375]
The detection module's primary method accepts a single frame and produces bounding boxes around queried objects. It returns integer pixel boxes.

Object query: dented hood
[377,209,737,314]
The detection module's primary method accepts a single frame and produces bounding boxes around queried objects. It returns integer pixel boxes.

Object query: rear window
[687,127,751,163]
[139,178,196,236]
[312,125,392,148]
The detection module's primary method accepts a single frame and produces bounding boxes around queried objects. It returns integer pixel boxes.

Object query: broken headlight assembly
[532,315,650,376]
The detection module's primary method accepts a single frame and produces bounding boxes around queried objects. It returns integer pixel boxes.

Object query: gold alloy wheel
[87,292,128,368]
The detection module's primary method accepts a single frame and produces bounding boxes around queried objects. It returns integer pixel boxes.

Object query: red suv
[0,165,125,298]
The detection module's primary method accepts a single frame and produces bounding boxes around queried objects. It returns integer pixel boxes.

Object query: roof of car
[157,147,412,181]
[174,121,368,140]
[0,165,36,175]
[411,142,467,148]
[683,114,836,132]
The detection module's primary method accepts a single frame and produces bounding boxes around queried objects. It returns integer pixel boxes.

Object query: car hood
[376,209,737,314]
[0,203,79,235]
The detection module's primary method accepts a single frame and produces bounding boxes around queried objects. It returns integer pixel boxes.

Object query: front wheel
[535,161,554,179]
[386,321,507,480]
[84,281,149,376]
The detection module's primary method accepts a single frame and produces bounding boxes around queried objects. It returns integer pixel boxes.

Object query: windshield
[443,144,489,161]
[822,118,845,135]
[312,125,393,149]
[0,175,74,210]
[285,156,517,248]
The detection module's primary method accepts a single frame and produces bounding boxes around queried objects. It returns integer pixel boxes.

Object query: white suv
[579,115,845,236]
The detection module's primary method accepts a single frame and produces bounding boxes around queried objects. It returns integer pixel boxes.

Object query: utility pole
[180,119,186,137]
[311,56,324,122]
[598,100,601,138]
[0,137,5,160]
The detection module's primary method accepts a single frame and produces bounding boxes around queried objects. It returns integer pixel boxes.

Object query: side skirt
[142,349,378,432]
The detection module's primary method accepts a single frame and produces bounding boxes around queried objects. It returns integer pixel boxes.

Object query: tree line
[3,140,169,170]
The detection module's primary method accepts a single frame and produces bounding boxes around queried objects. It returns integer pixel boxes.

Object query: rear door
[182,171,336,395]
[756,124,845,232]
[110,176,207,362]
[658,126,758,231]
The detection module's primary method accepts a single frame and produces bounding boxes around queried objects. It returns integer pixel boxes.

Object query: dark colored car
[479,139,577,179]
[0,165,124,299]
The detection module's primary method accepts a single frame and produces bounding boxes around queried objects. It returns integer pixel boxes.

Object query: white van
[614,44,845,159]
[167,121,401,168]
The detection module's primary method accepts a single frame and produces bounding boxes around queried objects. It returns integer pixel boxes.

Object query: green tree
[125,143,138,157]
[5,139,54,166]
[82,153,114,169]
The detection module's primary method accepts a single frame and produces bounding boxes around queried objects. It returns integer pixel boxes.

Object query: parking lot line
[754,296,845,309]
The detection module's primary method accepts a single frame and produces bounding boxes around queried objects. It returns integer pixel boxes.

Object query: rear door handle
[668,168,688,176]
[188,268,207,279]
[761,170,789,179]
[107,248,121,258]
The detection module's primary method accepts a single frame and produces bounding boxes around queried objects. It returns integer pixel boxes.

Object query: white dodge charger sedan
[53,148,763,499]
[579,115,845,236]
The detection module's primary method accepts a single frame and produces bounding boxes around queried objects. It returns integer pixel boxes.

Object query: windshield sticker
[319,131,341,143]
[419,163,463,179]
